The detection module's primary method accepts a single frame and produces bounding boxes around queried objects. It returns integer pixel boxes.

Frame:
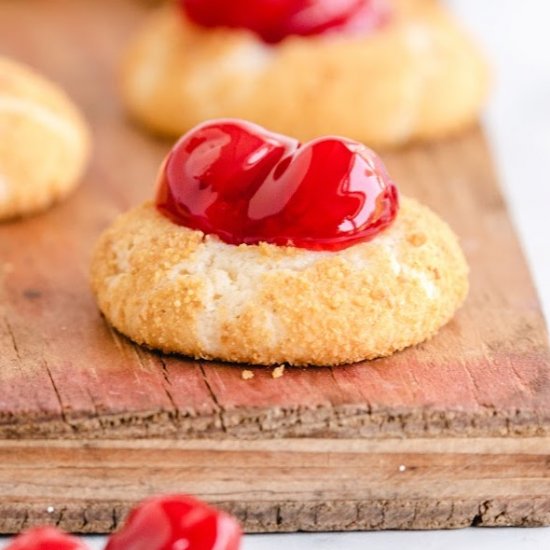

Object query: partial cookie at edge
[0,57,90,220]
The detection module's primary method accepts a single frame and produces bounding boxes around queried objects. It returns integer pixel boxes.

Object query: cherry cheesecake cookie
[91,119,468,366]
[122,0,488,148]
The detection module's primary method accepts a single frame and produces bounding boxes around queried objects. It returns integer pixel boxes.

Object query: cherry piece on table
[179,0,392,43]
[5,527,89,550]
[156,119,399,251]
[105,494,242,550]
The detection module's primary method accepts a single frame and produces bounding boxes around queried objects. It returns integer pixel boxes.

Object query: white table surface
[2,0,549,548]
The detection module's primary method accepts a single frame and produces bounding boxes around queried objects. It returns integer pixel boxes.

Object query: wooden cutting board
[0,0,549,535]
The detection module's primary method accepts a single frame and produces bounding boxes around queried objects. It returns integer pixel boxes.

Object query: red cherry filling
[105,494,241,550]
[156,119,399,251]
[5,527,89,550]
[179,0,392,43]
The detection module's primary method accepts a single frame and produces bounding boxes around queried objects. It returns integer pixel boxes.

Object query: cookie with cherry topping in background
[121,0,488,148]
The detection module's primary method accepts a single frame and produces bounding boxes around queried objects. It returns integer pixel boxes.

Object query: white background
[2,0,549,548]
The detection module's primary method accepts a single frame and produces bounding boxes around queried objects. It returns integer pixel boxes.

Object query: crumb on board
[272,365,285,379]
[241,370,255,380]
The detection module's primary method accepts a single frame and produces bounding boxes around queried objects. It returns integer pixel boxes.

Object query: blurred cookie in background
[121,0,489,148]
[0,57,90,221]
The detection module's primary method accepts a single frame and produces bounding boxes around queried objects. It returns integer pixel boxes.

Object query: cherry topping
[105,494,242,550]
[179,0,391,44]
[156,119,399,251]
[5,527,89,550]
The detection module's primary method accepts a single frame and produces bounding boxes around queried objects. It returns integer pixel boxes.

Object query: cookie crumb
[241,370,254,380]
[272,365,285,379]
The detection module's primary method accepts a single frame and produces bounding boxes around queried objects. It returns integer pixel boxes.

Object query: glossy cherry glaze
[179,0,392,43]
[156,119,399,251]
[105,494,242,550]
[5,527,89,550]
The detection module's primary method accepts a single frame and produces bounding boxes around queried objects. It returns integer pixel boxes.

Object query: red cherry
[180,0,294,40]
[274,0,392,41]
[179,0,391,43]
[5,527,89,550]
[156,119,399,251]
[105,494,242,550]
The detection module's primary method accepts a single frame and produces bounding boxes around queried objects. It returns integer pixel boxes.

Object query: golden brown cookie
[121,0,488,148]
[90,198,468,366]
[0,57,90,220]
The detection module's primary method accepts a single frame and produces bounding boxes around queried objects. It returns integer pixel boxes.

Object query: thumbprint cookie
[91,119,468,366]
[122,0,488,147]
[0,57,90,220]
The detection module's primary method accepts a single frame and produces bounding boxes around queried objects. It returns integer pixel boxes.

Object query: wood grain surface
[0,0,549,533]
[0,437,549,533]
